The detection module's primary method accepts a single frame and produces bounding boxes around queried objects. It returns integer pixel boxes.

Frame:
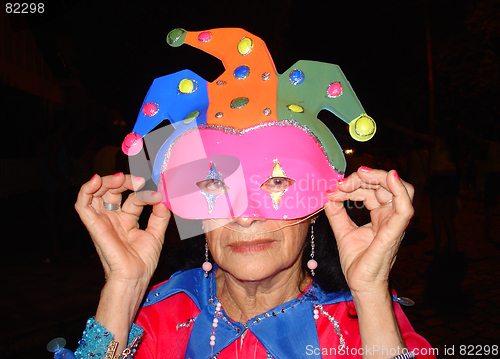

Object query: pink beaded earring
[307,221,318,276]
[202,241,213,277]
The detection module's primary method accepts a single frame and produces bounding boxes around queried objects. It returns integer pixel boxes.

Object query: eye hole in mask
[260,177,296,193]
[196,179,230,195]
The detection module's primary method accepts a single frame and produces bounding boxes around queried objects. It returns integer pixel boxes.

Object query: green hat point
[166,28,187,47]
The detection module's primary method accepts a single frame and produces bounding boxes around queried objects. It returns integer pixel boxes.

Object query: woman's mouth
[228,239,276,253]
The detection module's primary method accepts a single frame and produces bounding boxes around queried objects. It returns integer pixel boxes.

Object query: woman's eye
[260,177,296,193]
[196,179,229,195]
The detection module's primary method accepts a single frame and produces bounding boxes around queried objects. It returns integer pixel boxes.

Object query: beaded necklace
[207,269,345,358]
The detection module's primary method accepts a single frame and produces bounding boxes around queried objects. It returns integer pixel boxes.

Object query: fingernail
[91,174,98,180]
[394,170,400,180]
[113,172,123,176]
[360,166,372,172]
[326,188,337,195]
[132,175,144,181]
[337,178,348,185]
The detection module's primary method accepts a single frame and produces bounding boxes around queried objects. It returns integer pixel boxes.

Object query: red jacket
[135,268,436,359]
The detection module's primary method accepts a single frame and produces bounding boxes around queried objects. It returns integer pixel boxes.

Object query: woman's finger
[144,200,171,242]
[333,168,413,209]
[91,173,125,197]
[337,167,393,194]
[120,190,162,218]
[332,170,391,205]
[362,170,414,255]
[335,170,382,192]
[355,167,414,200]
[75,174,102,216]
[74,175,119,239]
[385,170,415,233]
[327,187,391,208]
[324,191,358,239]
[99,174,145,207]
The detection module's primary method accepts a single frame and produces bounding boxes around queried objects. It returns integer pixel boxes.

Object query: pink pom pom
[202,261,213,272]
[307,259,318,270]
[122,132,143,156]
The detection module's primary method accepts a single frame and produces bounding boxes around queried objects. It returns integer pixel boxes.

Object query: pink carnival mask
[122,28,376,220]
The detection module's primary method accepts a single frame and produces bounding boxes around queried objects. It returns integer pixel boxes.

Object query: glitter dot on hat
[287,104,304,113]
[178,79,197,94]
[289,69,305,85]
[233,65,250,80]
[237,37,253,56]
[121,132,143,156]
[230,97,249,109]
[198,31,212,43]
[142,102,159,117]
[166,28,186,47]
[183,110,201,124]
[327,82,343,98]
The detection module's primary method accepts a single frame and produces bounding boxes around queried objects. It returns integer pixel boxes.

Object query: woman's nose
[230,217,266,228]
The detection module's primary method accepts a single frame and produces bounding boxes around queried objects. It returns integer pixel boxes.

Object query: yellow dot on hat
[179,79,197,94]
[287,104,304,113]
[237,37,253,56]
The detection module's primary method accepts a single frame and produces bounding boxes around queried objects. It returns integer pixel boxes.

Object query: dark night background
[3,0,500,155]
[1,0,500,358]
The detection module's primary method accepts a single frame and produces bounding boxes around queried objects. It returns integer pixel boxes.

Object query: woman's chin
[222,257,279,282]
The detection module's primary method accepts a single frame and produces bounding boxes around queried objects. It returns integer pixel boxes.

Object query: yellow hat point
[349,114,376,142]
[178,79,197,94]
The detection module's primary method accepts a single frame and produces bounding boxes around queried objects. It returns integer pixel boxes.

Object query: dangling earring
[202,241,212,277]
[307,221,318,276]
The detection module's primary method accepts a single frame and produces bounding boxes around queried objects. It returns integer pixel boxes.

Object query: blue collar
[143,267,354,359]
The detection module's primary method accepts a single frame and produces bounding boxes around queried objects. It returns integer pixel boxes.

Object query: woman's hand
[324,167,414,295]
[75,173,170,349]
[75,173,171,283]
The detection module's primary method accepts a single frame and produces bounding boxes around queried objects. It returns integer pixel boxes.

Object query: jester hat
[122,28,376,219]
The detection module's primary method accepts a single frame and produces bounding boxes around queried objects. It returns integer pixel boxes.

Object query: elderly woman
[73,28,433,359]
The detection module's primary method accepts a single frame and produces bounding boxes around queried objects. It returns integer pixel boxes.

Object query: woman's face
[203,217,311,282]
